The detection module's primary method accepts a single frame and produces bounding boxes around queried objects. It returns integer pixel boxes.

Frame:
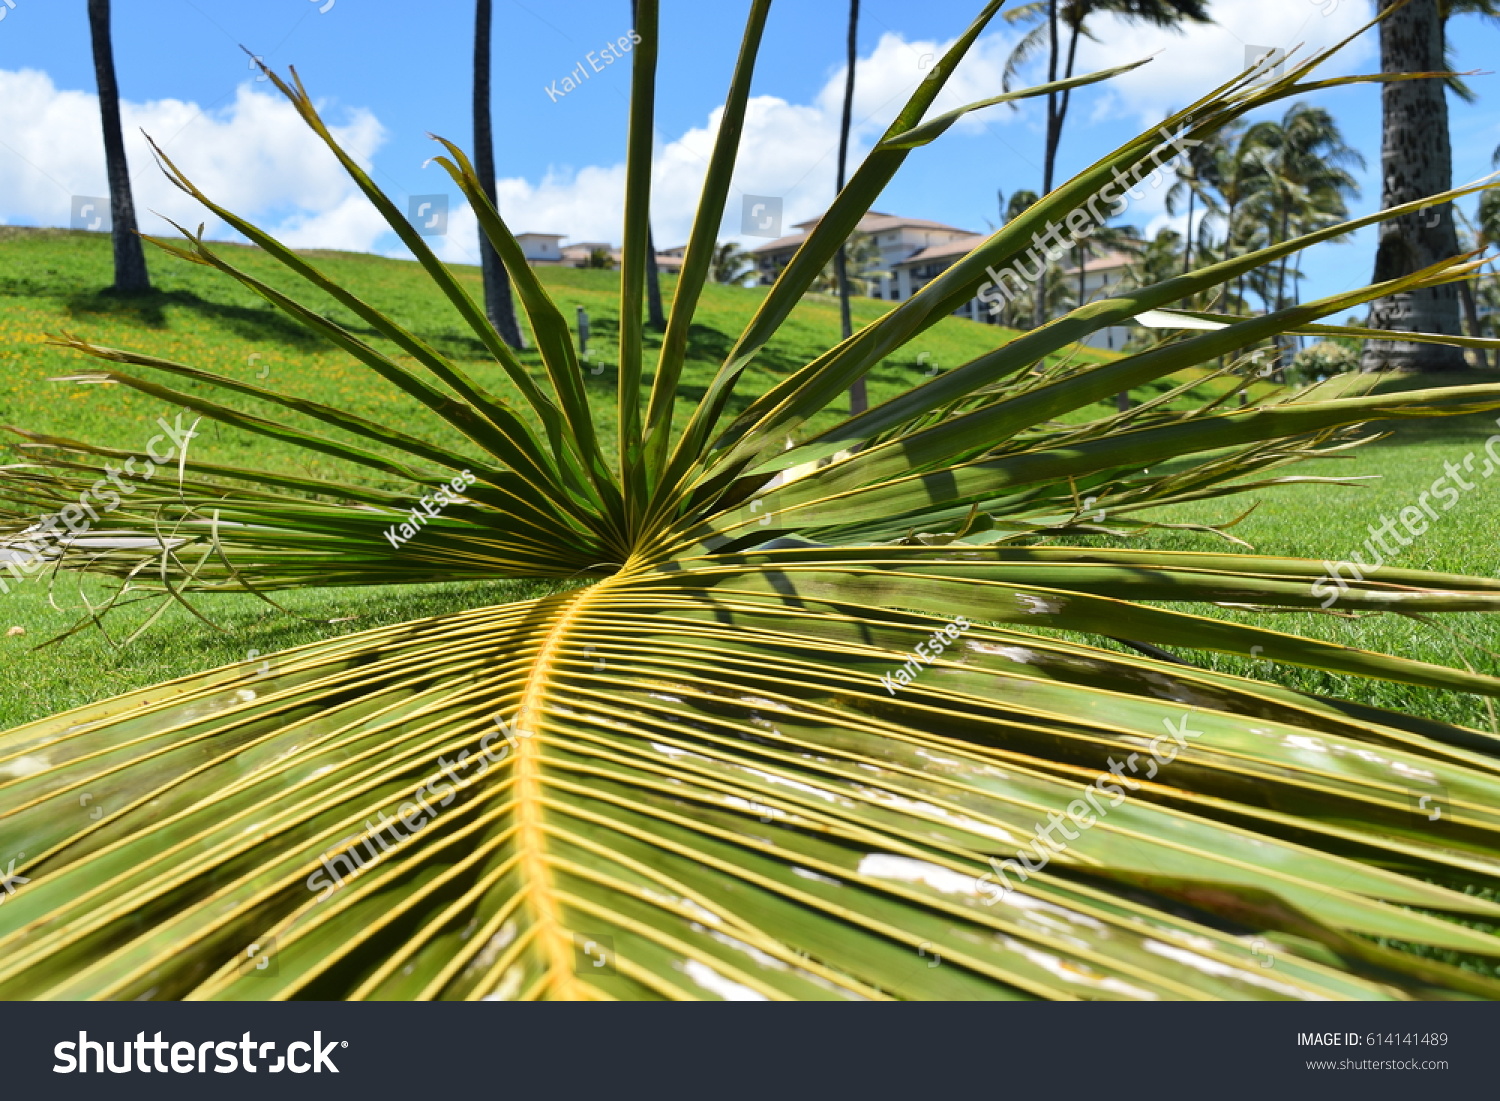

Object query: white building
[888,234,994,323]
[749,211,980,303]
[516,232,566,264]
[1059,251,1135,352]
[515,233,682,273]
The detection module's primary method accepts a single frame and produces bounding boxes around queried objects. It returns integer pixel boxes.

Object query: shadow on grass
[56,284,537,368]
[62,286,326,348]
[1348,370,1500,446]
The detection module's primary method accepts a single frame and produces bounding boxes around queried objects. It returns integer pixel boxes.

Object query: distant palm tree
[1436,1,1499,368]
[1166,126,1229,276]
[1119,225,1190,395]
[1239,104,1362,323]
[1069,222,1142,411]
[1477,189,1500,265]
[834,0,864,414]
[1006,189,1040,222]
[1199,120,1254,314]
[474,0,524,349]
[1231,105,1361,373]
[644,234,667,331]
[711,241,752,285]
[1003,0,1210,327]
[1457,189,1500,367]
[1362,0,1468,370]
[997,190,1039,328]
[813,232,883,296]
[86,0,149,294]
[1067,223,1141,313]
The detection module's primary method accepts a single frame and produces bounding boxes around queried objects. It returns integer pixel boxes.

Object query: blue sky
[1,0,1498,307]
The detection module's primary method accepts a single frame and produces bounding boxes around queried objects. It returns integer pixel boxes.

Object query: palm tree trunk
[1361,0,1465,371]
[1041,1,1061,196]
[474,0,524,349]
[1182,189,1195,276]
[1274,205,1291,375]
[1458,279,1489,368]
[1275,207,1290,313]
[645,228,666,331]
[630,0,667,334]
[87,0,149,295]
[1032,1,1063,332]
[838,0,865,415]
[1054,21,1081,154]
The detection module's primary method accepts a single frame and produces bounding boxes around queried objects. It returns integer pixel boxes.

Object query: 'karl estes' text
[545,31,642,102]
[384,470,476,549]
[881,616,972,694]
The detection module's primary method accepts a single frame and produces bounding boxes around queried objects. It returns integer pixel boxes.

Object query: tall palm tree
[1002,0,1209,198]
[1003,0,1210,327]
[835,0,864,414]
[631,0,668,332]
[86,0,149,294]
[1361,0,1467,370]
[474,0,524,349]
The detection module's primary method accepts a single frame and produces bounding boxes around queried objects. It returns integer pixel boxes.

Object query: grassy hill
[2,226,1499,733]
[0,225,1117,726]
[0,225,1127,470]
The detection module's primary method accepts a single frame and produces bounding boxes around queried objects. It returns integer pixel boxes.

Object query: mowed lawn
[2,225,1498,734]
[1084,383,1500,732]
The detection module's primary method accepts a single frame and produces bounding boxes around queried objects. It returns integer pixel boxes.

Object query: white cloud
[0,68,388,251]
[820,29,1023,140]
[0,26,1036,259]
[474,27,1025,250]
[4,4,1357,263]
[1070,0,1375,126]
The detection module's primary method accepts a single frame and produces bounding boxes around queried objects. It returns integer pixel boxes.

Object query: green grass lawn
[0,226,1114,729]
[1080,378,1500,732]
[2,225,1498,735]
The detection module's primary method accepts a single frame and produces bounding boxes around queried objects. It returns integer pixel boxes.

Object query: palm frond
[4,5,1500,1001]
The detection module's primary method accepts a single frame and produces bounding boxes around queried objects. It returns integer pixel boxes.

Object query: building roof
[790,210,893,231]
[516,231,566,240]
[553,242,684,270]
[748,232,809,254]
[853,212,978,236]
[751,210,978,253]
[790,210,974,235]
[1061,250,1135,275]
[891,233,989,267]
